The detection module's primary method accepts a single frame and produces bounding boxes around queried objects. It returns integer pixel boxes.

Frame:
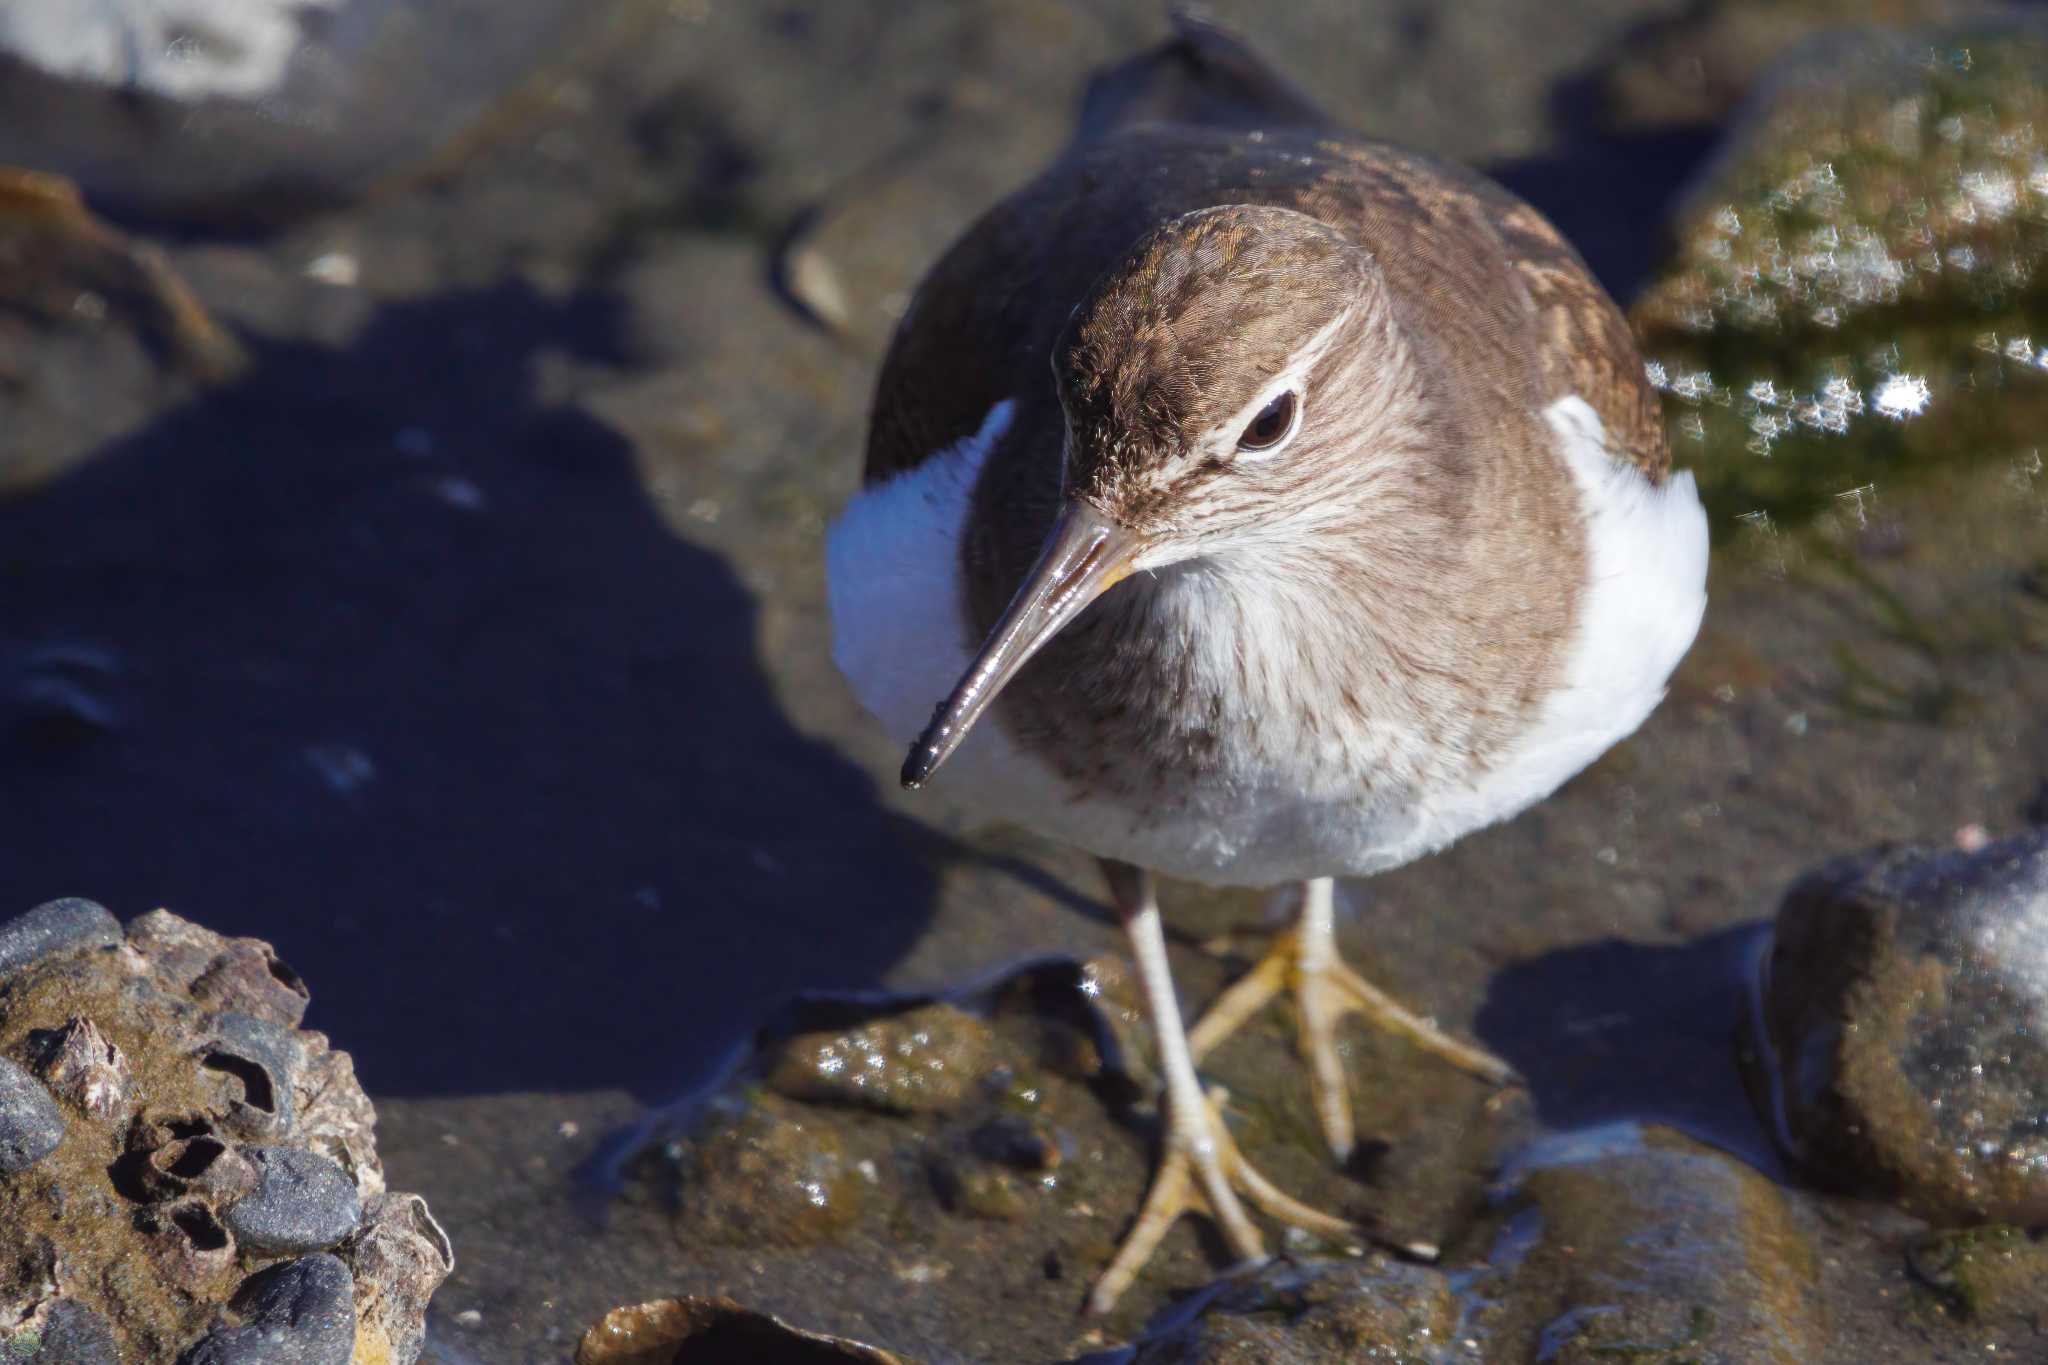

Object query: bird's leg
[1186,877,1516,1160]
[1088,860,1356,1317]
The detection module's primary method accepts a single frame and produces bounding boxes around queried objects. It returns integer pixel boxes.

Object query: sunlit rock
[1632,21,2048,533]
[1750,828,2048,1225]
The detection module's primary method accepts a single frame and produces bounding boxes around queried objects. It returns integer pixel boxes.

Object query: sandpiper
[828,17,1708,1314]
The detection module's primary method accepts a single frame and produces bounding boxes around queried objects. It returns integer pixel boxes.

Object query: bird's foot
[1185,904,1516,1160]
[1087,1084,1356,1316]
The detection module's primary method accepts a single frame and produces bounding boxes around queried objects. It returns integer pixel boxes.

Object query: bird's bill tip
[898,501,1141,790]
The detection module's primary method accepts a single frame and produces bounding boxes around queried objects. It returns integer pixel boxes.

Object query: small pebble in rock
[0,897,120,977]
[1752,829,2048,1224]
[0,1056,65,1172]
[183,1254,356,1365]
[224,1147,362,1254]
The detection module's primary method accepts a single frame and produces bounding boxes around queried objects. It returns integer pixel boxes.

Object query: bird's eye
[1237,391,1299,452]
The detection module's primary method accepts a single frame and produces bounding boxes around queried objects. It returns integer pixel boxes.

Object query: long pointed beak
[901,501,1144,790]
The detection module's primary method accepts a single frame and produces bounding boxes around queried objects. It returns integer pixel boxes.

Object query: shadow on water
[1475,922,1784,1177]
[0,280,937,1099]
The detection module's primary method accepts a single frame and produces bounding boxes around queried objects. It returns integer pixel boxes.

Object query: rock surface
[1753,828,2048,1224]
[1633,19,2048,534]
[0,900,447,1362]
[575,1296,914,1364]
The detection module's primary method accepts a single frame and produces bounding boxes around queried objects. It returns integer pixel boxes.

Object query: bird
[826,16,1708,1316]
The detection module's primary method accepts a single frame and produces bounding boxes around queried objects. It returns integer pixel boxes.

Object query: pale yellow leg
[1088,862,1359,1317]
[1187,878,1516,1160]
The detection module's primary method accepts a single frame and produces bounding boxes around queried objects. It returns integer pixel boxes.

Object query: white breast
[826,395,1708,887]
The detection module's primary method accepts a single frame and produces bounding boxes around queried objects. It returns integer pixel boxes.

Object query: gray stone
[223,1148,362,1255]
[0,898,119,978]
[11,1300,118,1364]
[0,1057,64,1172]
[182,1255,358,1365]
[1754,828,2048,1224]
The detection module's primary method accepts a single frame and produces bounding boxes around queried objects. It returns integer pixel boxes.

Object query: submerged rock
[0,900,447,1362]
[1631,20,2048,533]
[1752,828,2048,1224]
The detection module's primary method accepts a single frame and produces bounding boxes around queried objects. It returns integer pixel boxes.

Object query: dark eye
[1237,391,1299,452]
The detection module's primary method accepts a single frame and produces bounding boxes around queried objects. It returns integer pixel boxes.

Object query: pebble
[0,897,119,977]
[0,1056,65,1172]
[223,1147,363,1254]
[1753,829,2048,1224]
[183,1254,357,1365]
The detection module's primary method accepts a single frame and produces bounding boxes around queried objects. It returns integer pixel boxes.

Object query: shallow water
[2,2,2045,1362]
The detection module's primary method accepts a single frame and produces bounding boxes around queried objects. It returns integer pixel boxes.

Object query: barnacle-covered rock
[0,901,448,1362]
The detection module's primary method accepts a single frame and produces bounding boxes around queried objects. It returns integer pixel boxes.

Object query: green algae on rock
[1632,22,2048,535]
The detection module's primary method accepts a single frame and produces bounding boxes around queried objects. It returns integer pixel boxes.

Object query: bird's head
[902,204,1414,789]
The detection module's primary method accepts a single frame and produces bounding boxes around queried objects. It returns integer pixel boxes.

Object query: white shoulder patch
[1518,395,1708,782]
[826,400,1015,743]
[1420,395,1708,847]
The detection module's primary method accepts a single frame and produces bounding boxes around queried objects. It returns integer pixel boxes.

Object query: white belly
[826,397,1708,887]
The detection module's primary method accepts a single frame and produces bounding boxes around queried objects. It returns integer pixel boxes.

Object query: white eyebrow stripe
[1211,303,1356,444]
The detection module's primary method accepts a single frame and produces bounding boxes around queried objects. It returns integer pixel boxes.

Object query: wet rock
[337,1193,455,1365]
[0,904,444,1360]
[30,1016,130,1121]
[224,1147,363,1255]
[683,1094,864,1248]
[1906,1223,2048,1323]
[574,1296,915,1364]
[766,1002,998,1116]
[0,1057,64,1172]
[1476,1124,1823,1365]
[1752,829,2048,1224]
[1130,1255,1458,1363]
[1632,20,2048,532]
[0,898,119,977]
